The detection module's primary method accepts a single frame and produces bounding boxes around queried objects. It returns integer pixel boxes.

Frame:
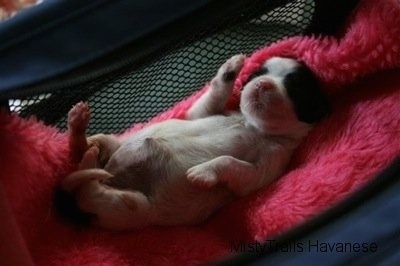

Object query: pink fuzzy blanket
[0,0,399,265]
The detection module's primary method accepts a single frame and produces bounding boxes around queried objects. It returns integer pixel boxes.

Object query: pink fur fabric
[0,0,400,265]
[0,0,41,20]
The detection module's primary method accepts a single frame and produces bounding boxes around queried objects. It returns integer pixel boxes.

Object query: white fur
[63,55,313,230]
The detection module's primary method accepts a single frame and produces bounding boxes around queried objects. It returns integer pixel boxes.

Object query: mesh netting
[9,0,314,135]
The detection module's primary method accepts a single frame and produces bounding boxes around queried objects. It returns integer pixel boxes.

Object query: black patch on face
[283,63,331,124]
[247,67,269,82]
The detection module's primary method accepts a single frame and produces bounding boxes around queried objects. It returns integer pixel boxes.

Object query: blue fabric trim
[0,0,211,95]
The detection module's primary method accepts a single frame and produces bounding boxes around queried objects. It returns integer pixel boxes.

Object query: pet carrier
[0,0,399,265]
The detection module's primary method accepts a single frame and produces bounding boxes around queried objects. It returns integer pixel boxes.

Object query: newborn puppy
[57,55,330,230]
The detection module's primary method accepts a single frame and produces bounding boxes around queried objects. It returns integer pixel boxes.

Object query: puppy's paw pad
[219,54,246,83]
[187,166,218,188]
[68,101,90,133]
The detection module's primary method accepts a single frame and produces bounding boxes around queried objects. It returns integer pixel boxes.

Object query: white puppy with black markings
[56,55,330,230]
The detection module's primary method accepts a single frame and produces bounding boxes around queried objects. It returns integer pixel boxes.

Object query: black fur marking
[222,71,237,82]
[247,67,269,82]
[283,64,331,124]
[53,185,95,227]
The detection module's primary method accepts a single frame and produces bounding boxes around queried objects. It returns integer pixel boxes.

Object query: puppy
[56,55,330,230]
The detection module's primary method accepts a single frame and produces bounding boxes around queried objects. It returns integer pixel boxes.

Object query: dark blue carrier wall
[0,0,295,100]
[0,0,214,96]
[0,0,359,101]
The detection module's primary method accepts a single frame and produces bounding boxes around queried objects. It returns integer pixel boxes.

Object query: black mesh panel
[9,0,314,135]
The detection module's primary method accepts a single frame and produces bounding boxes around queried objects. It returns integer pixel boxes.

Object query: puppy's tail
[54,169,112,227]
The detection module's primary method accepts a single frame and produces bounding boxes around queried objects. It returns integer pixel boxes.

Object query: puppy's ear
[283,64,331,124]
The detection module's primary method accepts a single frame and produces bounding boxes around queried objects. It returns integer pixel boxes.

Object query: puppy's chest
[199,127,260,158]
[154,118,262,160]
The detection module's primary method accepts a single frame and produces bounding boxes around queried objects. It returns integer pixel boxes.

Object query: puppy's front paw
[218,54,246,83]
[187,165,219,188]
[68,101,90,134]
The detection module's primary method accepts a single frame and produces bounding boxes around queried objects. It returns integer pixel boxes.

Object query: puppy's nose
[259,80,275,91]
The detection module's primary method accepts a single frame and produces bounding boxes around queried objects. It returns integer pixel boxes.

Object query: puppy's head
[240,57,330,135]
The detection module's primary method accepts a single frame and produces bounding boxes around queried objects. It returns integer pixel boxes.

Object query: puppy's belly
[103,114,261,225]
[104,143,235,225]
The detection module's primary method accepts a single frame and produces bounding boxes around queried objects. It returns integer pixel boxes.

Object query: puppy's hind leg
[68,101,121,166]
[68,101,91,163]
[69,169,151,230]
[55,146,110,226]
[62,148,153,229]
[93,189,152,230]
[186,54,246,119]
[87,134,121,168]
